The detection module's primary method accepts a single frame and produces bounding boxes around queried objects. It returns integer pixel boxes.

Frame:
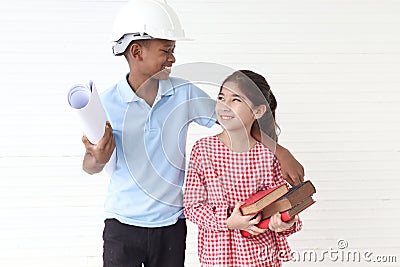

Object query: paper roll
[68,81,116,174]
[68,81,107,144]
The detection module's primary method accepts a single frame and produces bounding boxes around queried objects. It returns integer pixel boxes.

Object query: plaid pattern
[184,136,302,267]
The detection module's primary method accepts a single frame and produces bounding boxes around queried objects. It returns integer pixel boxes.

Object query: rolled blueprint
[68,81,116,174]
[68,81,107,144]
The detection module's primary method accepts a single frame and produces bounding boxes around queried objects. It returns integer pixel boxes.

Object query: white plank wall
[0,0,399,266]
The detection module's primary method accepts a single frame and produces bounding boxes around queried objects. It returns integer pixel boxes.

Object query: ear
[253,104,267,119]
[128,43,143,59]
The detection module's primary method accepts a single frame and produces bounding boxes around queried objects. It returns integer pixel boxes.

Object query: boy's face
[140,39,176,80]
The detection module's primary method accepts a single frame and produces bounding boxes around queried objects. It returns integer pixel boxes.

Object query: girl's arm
[183,145,230,231]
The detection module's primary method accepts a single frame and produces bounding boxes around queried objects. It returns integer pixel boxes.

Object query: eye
[232,98,242,102]
[161,49,174,54]
[217,95,224,101]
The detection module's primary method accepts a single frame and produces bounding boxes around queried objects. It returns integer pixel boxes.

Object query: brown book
[258,196,316,229]
[284,196,316,219]
[241,181,315,216]
[260,180,316,219]
[240,184,289,216]
[242,196,316,237]
[260,198,293,219]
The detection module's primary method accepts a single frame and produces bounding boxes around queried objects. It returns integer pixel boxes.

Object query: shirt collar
[117,74,175,103]
[158,79,175,97]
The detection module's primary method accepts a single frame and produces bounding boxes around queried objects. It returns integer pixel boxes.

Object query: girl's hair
[221,70,279,141]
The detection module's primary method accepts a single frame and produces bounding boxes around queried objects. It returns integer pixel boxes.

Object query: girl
[184,70,302,267]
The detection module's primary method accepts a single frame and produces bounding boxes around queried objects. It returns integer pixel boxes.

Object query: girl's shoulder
[190,136,216,160]
[193,135,220,150]
[253,141,277,159]
[192,135,233,156]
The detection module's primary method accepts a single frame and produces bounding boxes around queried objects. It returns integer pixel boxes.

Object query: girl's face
[216,81,257,132]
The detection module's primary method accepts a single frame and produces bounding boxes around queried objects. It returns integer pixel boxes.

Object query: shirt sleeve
[188,84,217,128]
[184,142,229,231]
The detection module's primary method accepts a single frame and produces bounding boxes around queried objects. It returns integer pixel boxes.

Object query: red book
[240,184,289,216]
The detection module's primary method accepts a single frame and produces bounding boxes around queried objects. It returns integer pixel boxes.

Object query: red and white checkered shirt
[184,136,302,267]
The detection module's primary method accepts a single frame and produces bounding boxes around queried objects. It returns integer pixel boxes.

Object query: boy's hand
[82,121,115,174]
[276,146,304,186]
[268,213,299,232]
[227,202,267,236]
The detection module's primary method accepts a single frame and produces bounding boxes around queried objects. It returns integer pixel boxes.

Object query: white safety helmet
[111,0,188,56]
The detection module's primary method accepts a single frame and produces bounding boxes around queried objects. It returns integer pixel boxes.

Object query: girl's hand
[268,213,299,232]
[227,202,267,236]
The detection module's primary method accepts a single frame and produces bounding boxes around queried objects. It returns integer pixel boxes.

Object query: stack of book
[240,180,316,237]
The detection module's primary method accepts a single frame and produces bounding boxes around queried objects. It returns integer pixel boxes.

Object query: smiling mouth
[219,115,234,120]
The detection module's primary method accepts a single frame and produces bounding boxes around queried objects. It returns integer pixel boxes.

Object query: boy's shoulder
[169,76,191,87]
[100,78,124,97]
[169,76,210,92]
[101,83,117,96]
[99,82,121,106]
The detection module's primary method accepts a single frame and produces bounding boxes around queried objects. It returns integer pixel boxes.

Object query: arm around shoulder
[275,144,304,186]
[252,128,305,186]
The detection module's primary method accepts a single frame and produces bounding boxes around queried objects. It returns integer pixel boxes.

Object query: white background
[0,0,399,266]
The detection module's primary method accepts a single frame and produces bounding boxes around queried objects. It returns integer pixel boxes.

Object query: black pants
[103,218,187,267]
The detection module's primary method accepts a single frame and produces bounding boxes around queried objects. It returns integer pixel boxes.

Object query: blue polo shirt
[100,75,216,227]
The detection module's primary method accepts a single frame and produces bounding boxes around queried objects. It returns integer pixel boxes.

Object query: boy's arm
[252,128,304,186]
[275,144,304,186]
[82,121,115,175]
